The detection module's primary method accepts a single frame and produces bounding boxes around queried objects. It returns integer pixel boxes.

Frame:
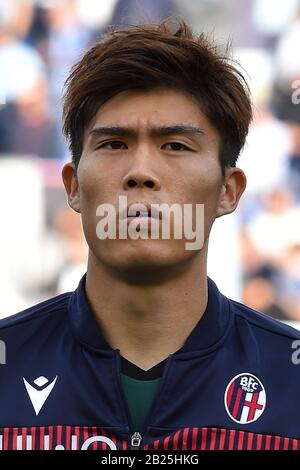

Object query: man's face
[63,89,244,275]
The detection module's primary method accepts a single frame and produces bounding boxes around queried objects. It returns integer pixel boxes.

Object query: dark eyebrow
[89,125,206,139]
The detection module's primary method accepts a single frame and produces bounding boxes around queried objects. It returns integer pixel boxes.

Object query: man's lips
[120,202,163,221]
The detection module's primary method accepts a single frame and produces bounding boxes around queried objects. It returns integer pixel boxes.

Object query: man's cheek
[80,180,103,205]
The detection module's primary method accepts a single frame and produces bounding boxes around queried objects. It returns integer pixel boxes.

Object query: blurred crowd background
[0,0,299,324]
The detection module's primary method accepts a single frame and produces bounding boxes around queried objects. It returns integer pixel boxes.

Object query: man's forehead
[92,89,207,121]
[84,89,220,143]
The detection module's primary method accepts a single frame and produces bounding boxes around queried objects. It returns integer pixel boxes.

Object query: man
[1,17,300,451]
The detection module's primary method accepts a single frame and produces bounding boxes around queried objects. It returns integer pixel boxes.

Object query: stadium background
[0,0,299,327]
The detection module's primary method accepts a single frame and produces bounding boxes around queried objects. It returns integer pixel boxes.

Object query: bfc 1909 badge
[224,373,266,424]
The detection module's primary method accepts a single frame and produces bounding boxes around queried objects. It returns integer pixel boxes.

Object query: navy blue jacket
[0,275,300,450]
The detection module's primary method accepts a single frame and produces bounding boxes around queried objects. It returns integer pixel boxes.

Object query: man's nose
[122,151,161,191]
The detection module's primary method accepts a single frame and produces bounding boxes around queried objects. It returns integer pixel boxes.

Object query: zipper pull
[131,432,142,449]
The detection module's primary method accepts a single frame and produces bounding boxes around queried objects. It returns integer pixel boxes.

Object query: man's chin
[92,244,197,284]
[105,252,176,272]
[105,239,187,266]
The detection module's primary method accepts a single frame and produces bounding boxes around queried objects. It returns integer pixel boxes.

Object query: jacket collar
[68,273,232,354]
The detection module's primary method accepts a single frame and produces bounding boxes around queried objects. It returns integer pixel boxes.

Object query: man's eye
[162,142,191,151]
[96,141,127,150]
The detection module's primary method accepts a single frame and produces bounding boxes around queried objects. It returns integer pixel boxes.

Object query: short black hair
[63,17,252,174]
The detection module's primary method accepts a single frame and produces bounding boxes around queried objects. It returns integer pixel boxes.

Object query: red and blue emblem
[224,373,266,424]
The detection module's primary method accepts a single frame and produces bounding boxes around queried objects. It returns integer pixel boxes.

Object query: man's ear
[62,162,81,213]
[216,167,247,218]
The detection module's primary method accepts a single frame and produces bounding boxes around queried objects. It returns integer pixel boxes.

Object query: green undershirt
[120,373,161,432]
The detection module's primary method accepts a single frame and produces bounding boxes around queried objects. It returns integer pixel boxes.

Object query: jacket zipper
[130,432,143,449]
[114,349,173,450]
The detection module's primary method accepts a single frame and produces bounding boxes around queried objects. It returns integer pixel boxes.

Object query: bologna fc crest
[224,373,266,424]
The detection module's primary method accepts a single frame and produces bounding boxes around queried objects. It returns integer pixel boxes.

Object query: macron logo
[23,376,58,416]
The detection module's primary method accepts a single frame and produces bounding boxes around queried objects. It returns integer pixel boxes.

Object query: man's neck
[85,251,208,371]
